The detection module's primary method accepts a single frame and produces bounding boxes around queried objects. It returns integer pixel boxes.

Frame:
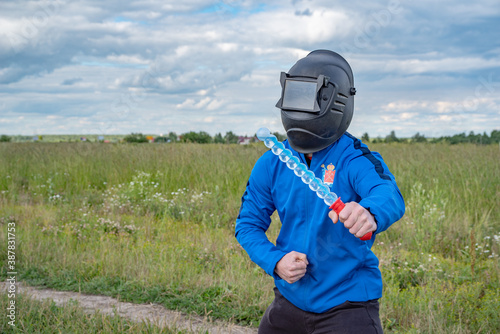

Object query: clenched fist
[328,202,377,238]
[274,251,308,284]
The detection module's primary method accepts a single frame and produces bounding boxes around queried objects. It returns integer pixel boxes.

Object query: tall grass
[0,142,498,332]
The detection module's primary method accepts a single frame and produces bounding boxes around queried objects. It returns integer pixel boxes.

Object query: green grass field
[0,142,499,333]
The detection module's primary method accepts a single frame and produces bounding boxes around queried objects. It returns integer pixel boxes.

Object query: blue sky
[0,0,499,138]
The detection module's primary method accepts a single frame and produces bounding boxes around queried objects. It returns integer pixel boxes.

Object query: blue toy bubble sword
[256,127,372,241]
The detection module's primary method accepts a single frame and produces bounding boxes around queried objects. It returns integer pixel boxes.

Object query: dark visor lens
[282,80,317,111]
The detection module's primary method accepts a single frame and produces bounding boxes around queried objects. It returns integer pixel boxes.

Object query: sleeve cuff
[266,251,288,279]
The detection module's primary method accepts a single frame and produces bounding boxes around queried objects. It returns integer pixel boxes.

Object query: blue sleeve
[345,146,405,234]
[234,153,288,278]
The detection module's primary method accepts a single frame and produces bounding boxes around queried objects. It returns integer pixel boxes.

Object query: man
[235,50,405,333]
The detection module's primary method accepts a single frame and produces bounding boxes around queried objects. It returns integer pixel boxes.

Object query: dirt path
[1,282,257,334]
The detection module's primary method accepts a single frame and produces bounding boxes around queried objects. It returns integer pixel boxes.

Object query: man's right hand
[274,251,308,284]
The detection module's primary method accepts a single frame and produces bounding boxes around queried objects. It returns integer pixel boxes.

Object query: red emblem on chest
[322,163,336,185]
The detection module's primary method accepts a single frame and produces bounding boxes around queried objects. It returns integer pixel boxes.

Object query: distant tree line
[430,130,500,145]
[362,130,499,145]
[124,129,499,145]
[123,131,286,144]
[0,135,12,142]
[1,130,498,145]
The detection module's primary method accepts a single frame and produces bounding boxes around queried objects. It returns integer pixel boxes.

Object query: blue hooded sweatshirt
[235,133,405,313]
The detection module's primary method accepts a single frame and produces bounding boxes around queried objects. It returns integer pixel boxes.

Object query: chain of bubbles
[256,128,338,207]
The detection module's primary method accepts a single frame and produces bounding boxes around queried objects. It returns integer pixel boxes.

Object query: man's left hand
[328,202,377,238]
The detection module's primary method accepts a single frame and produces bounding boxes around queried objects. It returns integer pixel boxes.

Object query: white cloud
[245,9,353,46]
[0,0,498,137]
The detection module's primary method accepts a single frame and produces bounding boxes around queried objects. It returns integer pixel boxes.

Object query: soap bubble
[256,127,271,141]
[271,142,284,155]
[286,156,300,170]
[294,163,307,177]
[309,177,322,191]
[301,171,314,184]
[279,150,291,162]
[324,192,338,207]
[264,137,277,148]
[256,127,339,208]
[316,185,330,199]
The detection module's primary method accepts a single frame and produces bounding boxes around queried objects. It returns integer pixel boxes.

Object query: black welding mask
[276,50,356,153]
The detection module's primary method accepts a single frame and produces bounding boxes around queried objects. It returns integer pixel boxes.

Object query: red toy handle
[329,198,373,241]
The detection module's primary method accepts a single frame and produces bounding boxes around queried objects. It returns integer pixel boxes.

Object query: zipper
[303,153,313,311]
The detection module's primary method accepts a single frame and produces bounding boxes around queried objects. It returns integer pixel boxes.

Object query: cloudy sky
[1,0,499,138]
